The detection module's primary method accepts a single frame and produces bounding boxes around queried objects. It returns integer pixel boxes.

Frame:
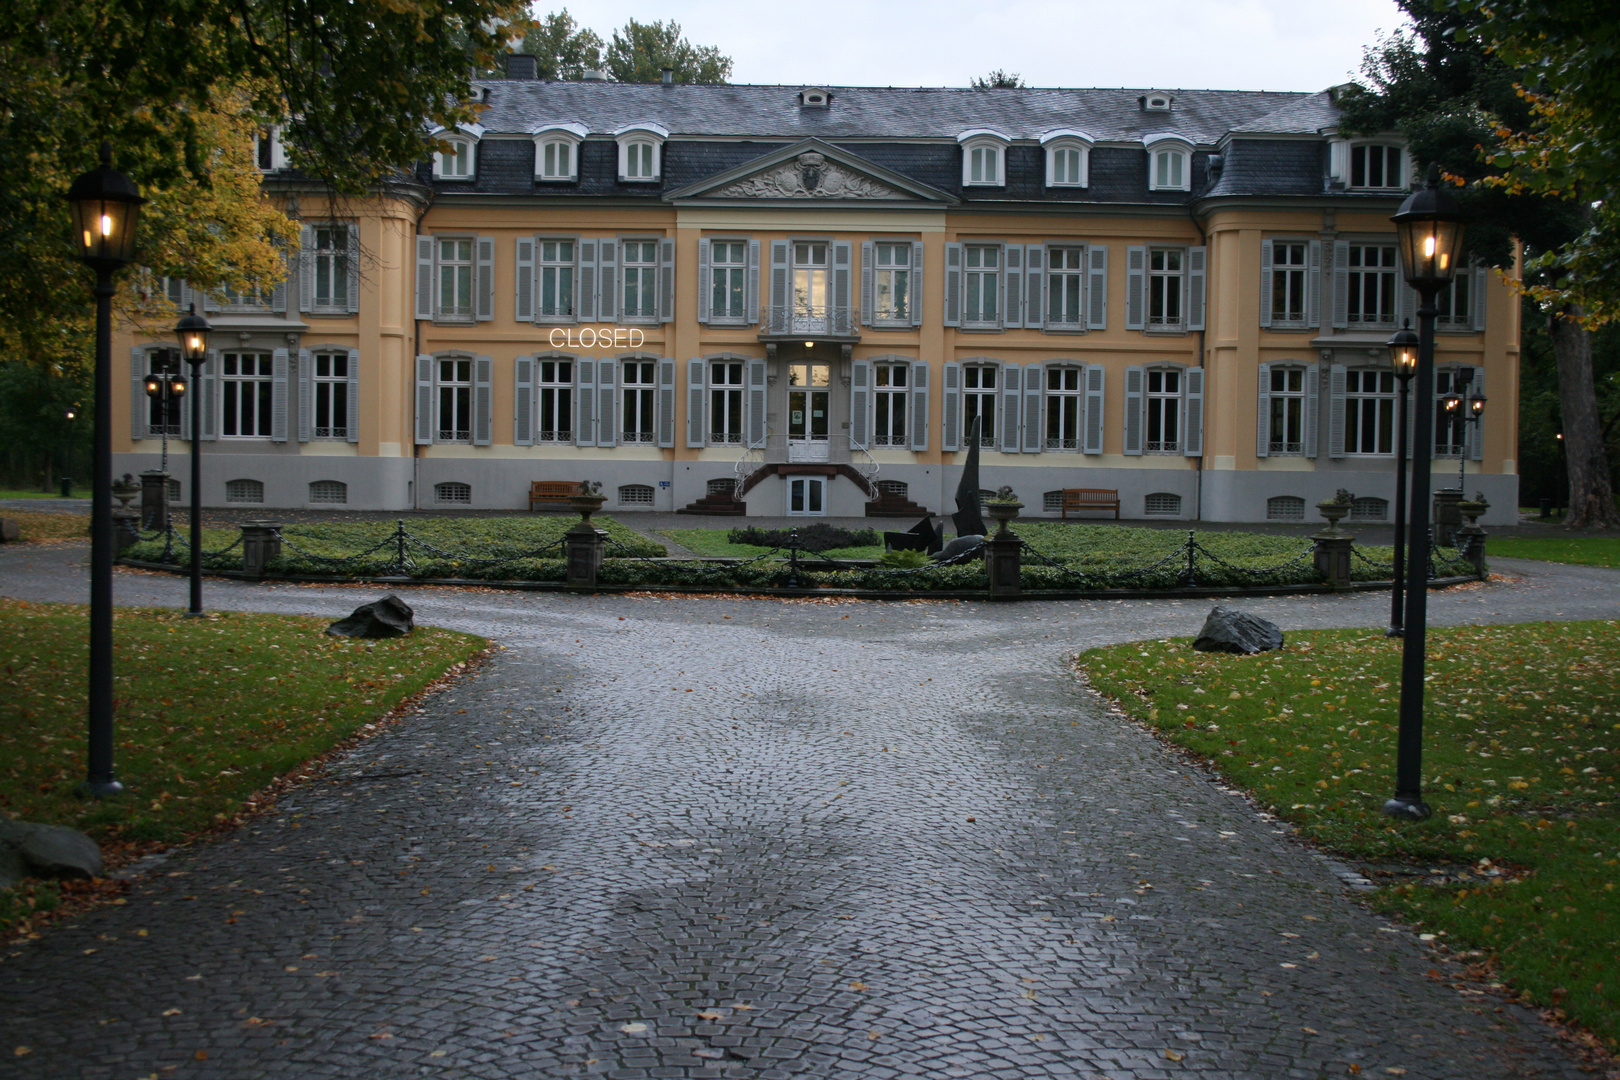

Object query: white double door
[787,361,830,463]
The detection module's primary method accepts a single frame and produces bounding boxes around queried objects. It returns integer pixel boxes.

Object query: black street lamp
[143,363,187,476]
[1385,164,1467,821]
[1442,377,1488,491]
[64,143,145,798]
[176,305,212,616]
[1385,322,1419,638]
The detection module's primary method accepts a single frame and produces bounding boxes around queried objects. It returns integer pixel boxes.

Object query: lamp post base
[77,779,125,799]
[1384,625,1404,638]
[1382,795,1432,820]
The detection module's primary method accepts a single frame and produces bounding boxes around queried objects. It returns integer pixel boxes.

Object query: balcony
[759,304,860,354]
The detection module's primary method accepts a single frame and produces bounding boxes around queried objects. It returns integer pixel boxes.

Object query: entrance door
[787,362,830,462]
[787,476,825,516]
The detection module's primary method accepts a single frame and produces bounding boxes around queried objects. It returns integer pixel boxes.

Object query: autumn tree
[520,9,605,80]
[605,19,732,84]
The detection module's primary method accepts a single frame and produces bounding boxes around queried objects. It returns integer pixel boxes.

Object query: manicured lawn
[658,528,883,560]
[0,598,486,933]
[1489,534,1620,569]
[0,489,90,500]
[1080,621,1620,1049]
[2,510,89,542]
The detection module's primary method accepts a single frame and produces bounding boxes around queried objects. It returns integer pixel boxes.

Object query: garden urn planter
[569,494,607,525]
[985,500,1022,539]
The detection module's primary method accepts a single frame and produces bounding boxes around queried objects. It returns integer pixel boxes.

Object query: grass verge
[3,510,90,542]
[1488,535,1620,569]
[0,598,486,935]
[0,489,90,500]
[1079,620,1620,1050]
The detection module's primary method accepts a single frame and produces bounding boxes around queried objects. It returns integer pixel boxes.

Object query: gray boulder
[1194,607,1284,655]
[0,517,19,543]
[931,534,985,564]
[0,818,103,880]
[325,594,415,638]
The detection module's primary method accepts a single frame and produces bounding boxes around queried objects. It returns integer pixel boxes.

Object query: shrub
[726,523,879,552]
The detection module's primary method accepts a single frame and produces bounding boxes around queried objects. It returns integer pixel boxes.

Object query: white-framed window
[159,276,188,309]
[1148,248,1184,329]
[310,226,350,312]
[1145,137,1192,192]
[435,482,471,504]
[538,239,576,320]
[221,352,273,438]
[1047,246,1086,326]
[436,357,473,443]
[963,245,1000,326]
[622,359,657,443]
[311,351,350,439]
[437,237,475,321]
[1347,243,1398,326]
[959,132,1009,186]
[1266,366,1306,455]
[787,476,825,516]
[309,480,347,505]
[793,241,829,320]
[1267,495,1305,521]
[1144,492,1182,516]
[709,240,748,322]
[533,125,586,181]
[619,484,654,505]
[621,141,658,181]
[1044,136,1091,188]
[1270,241,1308,325]
[1435,368,1472,457]
[1436,266,1472,328]
[536,358,573,443]
[1344,368,1397,455]
[435,137,476,180]
[873,362,908,447]
[1145,368,1182,453]
[226,479,264,504]
[621,240,659,320]
[872,242,912,324]
[963,364,997,447]
[709,360,745,445]
[1350,144,1404,190]
[220,282,269,310]
[1045,366,1083,450]
[144,348,183,436]
[615,125,667,182]
[254,127,285,172]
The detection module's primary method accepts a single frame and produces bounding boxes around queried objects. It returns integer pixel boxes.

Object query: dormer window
[532,123,587,182]
[799,87,832,108]
[1144,133,1193,192]
[254,126,286,172]
[1351,143,1405,189]
[958,130,1010,187]
[1041,130,1094,188]
[1141,92,1173,112]
[614,123,668,183]
[431,125,483,180]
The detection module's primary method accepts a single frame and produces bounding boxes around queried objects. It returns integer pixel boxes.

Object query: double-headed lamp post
[1385,323,1419,637]
[176,305,212,616]
[1385,164,1467,821]
[64,144,145,798]
[1441,379,1488,490]
[143,364,186,476]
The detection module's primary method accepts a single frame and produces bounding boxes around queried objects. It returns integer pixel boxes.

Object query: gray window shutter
[271,347,290,442]
[598,240,617,321]
[849,357,870,449]
[202,287,220,314]
[1255,361,1271,458]
[1303,361,1320,459]
[686,358,706,448]
[832,240,852,333]
[768,240,789,332]
[201,352,218,441]
[1003,244,1023,329]
[130,348,147,441]
[1183,365,1204,456]
[910,241,925,327]
[999,363,1022,453]
[746,357,768,447]
[910,361,929,450]
[1331,240,1350,329]
[1125,246,1146,330]
[297,348,313,443]
[1306,239,1322,328]
[299,223,316,313]
[942,361,962,451]
[860,241,874,326]
[1471,266,1489,332]
[473,355,493,446]
[596,359,616,446]
[270,246,288,313]
[1470,365,1485,461]
[415,236,435,320]
[1022,362,1044,452]
[1187,247,1207,332]
[475,237,495,321]
[1025,245,1044,329]
[657,357,677,449]
[515,238,535,322]
[1123,365,1144,455]
[659,238,675,323]
[696,238,711,324]
[574,357,596,446]
[346,224,361,314]
[514,355,534,446]
[1087,246,1108,330]
[1083,363,1105,454]
[747,239,761,325]
[177,351,192,442]
[415,355,434,444]
[346,348,361,444]
[1328,363,1348,457]
[1259,239,1274,328]
[943,243,962,327]
[577,239,597,322]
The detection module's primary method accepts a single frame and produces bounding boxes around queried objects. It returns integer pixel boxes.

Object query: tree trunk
[1548,306,1620,529]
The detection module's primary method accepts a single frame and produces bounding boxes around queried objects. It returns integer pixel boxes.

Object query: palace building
[114,61,1519,524]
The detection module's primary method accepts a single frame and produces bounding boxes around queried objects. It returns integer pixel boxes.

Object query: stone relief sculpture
[716,153,907,200]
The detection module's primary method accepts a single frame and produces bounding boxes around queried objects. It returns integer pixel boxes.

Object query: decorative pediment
[665,139,956,205]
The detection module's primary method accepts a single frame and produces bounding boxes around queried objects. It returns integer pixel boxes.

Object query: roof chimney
[661,67,674,86]
[504,53,538,80]
[582,68,608,82]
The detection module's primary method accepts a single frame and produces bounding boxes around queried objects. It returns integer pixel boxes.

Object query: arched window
[225,479,264,504]
[435,481,471,504]
[1144,134,1193,192]
[1350,496,1389,521]
[533,123,587,182]
[1266,495,1305,522]
[433,135,478,180]
[1144,492,1182,516]
[615,123,668,182]
[309,480,347,505]
[1041,130,1094,188]
[958,130,1010,187]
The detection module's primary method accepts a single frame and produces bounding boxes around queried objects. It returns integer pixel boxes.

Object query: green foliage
[1487,534,1620,568]
[972,70,1024,89]
[519,8,604,80]
[1080,620,1620,1047]
[604,19,731,84]
[0,362,89,490]
[658,528,884,560]
[879,549,930,569]
[726,524,879,553]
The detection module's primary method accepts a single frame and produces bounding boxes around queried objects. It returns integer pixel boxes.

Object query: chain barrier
[1350,546,1396,572]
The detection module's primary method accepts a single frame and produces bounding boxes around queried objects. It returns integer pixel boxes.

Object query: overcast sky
[548,0,1412,92]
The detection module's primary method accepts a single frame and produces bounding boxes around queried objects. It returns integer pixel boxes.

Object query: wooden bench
[1060,488,1121,520]
[529,481,582,511]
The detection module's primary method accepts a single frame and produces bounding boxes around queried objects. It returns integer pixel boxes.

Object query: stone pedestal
[139,470,170,531]
[112,508,140,553]
[565,524,606,587]
[240,521,283,578]
[1311,532,1354,590]
[984,535,1023,598]
[1432,488,1463,547]
[1456,524,1487,578]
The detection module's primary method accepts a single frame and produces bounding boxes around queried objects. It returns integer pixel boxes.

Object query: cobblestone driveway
[2,547,1615,1078]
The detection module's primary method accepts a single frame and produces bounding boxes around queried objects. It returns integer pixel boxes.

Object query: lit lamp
[175,304,212,617]
[64,143,146,799]
[1384,322,1419,638]
[143,366,186,475]
[1385,163,1466,821]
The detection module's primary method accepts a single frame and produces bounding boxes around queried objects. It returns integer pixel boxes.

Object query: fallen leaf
[162,1009,183,1017]
[1349,1066,1362,1075]
[1386,1070,1407,1076]
[695,1011,724,1020]
[1302,1027,1317,1035]
[13,1047,30,1057]
[868,1032,881,1040]
[849,981,868,991]
[730,1003,754,1010]
[369,1031,393,1040]
[194,1050,208,1061]
[620,1023,647,1034]
[429,1050,447,1057]
[1165,1048,1185,1061]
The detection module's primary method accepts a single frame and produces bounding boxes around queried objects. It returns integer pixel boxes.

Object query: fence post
[984,534,1022,597]
[1432,488,1463,547]
[393,520,409,576]
[1185,530,1197,586]
[1311,529,1354,590]
[564,522,606,588]
[240,521,283,578]
[139,470,170,531]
